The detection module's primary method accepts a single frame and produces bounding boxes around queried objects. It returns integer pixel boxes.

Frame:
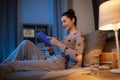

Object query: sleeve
[58,32,85,62]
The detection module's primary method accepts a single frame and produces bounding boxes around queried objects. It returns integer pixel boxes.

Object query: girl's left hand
[47,37,60,47]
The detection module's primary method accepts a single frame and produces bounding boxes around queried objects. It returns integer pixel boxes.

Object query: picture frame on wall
[23,29,35,38]
[36,25,49,35]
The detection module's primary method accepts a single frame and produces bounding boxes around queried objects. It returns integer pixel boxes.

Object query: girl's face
[61,16,75,31]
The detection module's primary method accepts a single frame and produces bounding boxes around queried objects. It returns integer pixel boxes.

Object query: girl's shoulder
[73,31,84,37]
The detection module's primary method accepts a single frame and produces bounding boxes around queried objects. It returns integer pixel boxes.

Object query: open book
[36,31,52,47]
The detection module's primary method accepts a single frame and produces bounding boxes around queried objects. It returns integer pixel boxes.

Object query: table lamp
[99,0,120,73]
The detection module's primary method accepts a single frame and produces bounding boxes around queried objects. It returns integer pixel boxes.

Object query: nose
[62,24,66,28]
[62,23,64,26]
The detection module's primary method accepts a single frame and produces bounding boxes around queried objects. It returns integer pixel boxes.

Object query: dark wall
[92,0,108,30]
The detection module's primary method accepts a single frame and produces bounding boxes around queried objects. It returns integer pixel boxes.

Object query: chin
[65,28,69,31]
[64,27,70,31]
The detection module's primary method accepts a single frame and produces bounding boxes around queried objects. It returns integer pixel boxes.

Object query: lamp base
[110,69,120,74]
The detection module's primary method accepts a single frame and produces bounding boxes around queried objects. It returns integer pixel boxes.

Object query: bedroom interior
[0,0,108,63]
[1,0,120,79]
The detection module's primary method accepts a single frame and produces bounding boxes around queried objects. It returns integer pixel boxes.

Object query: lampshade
[99,0,120,31]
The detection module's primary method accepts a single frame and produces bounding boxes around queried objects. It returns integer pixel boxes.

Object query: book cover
[36,31,52,47]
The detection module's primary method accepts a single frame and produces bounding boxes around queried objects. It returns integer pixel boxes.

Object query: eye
[63,20,66,23]
[61,20,66,25]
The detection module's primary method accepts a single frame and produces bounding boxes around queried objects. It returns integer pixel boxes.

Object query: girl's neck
[69,26,78,34]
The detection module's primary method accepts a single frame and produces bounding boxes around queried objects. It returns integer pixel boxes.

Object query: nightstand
[100,52,118,69]
[67,69,120,80]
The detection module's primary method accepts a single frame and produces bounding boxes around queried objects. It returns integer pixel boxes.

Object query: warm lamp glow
[99,0,120,31]
[99,0,120,74]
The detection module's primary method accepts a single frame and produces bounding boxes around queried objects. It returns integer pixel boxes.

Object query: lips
[63,26,67,29]
[64,27,66,29]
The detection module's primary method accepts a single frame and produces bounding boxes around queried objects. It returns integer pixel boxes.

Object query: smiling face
[61,15,75,31]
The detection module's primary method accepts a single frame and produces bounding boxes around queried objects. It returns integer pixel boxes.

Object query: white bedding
[6,67,89,80]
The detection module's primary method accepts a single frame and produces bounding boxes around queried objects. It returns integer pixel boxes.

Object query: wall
[17,0,95,44]
[22,0,51,24]
[72,0,95,34]
[17,0,55,44]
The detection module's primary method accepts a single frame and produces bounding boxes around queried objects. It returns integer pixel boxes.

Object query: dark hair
[61,9,77,26]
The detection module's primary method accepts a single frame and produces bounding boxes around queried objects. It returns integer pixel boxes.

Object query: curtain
[0,0,17,63]
[54,0,68,41]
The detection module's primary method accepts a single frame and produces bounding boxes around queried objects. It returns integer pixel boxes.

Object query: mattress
[6,67,89,80]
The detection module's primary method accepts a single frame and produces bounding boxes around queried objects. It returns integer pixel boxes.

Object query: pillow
[82,30,108,67]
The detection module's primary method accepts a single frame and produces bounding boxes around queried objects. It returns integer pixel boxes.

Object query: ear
[72,18,75,23]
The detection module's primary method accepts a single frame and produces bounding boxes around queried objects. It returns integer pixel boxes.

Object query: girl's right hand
[47,47,55,56]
